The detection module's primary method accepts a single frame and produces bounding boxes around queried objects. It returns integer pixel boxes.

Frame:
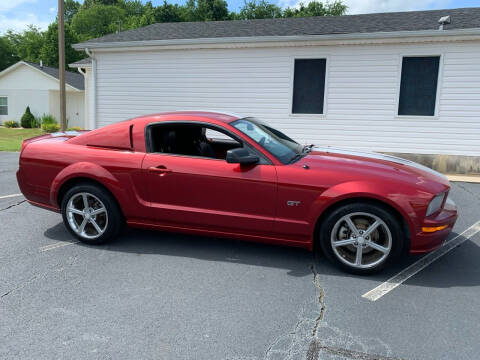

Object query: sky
[0,0,479,34]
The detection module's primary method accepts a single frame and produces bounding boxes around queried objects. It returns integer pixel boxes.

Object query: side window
[0,97,7,115]
[398,56,440,116]
[292,59,327,114]
[150,124,241,160]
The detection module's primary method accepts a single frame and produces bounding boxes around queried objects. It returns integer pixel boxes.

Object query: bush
[3,120,19,128]
[42,123,60,133]
[67,127,83,131]
[21,106,35,128]
[41,114,57,125]
[31,117,41,128]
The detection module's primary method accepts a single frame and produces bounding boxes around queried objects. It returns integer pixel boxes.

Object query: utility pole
[58,0,67,131]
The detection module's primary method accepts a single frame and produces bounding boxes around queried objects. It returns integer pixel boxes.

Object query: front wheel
[319,203,404,274]
[61,183,124,245]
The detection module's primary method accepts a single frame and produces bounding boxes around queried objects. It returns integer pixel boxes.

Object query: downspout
[85,48,96,129]
[77,67,88,130]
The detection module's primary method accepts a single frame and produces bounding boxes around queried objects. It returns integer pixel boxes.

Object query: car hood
[304,146,449,189]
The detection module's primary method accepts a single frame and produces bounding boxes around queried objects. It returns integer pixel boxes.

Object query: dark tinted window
[292,59,326,114]
[398,56,440,116]
[231,118,303,164]
[149,123,240,160]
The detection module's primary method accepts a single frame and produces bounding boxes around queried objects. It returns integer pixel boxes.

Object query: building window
[0,97,7,115]
[398,56,440,116]
[292,59,326,114]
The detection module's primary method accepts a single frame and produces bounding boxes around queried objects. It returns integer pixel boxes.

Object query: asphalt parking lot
[1,151,479,360]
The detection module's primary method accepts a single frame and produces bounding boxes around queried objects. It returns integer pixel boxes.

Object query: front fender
[310,180,421,239]
[50,162,126,209]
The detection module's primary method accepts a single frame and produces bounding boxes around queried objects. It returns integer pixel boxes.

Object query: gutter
[84,48,96,130]
[72,28,480,50]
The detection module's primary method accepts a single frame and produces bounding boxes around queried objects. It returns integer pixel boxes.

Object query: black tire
[318,202,404,274]
[61,183,124,245]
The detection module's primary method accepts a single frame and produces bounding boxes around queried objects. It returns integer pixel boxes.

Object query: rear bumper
[410,198,458,254]
[17,169,59,212]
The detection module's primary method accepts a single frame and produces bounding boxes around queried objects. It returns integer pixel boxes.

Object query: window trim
[395,53,444,119]
[289,56,329,117]
[0,96,8,116]
[144,120,272,165]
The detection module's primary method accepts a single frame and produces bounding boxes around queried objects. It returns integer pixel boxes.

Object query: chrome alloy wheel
[330,212,392,269]
[66,192,108,239]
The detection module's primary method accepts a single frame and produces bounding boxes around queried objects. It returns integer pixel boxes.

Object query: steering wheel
[259,136,266,146]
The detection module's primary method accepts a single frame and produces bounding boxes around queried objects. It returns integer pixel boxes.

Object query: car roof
[132,111,244,124]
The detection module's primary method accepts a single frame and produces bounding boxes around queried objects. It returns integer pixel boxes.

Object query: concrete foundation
[385,153,480,175]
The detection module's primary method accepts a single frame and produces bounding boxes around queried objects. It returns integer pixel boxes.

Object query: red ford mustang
[17,111,457,273]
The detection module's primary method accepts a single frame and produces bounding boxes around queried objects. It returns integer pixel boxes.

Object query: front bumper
[410,198,458,254]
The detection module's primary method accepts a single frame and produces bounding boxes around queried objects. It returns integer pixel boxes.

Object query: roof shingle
[26,62,84,90]
[76,7,480,47]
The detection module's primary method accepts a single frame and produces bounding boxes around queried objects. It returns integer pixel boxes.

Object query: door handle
[148,166,172,175]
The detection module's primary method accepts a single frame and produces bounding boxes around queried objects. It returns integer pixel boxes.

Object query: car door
[141,123,277,237]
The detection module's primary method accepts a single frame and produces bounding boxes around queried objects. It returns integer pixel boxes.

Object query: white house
[0,61,85,128]
[72,7,480,173]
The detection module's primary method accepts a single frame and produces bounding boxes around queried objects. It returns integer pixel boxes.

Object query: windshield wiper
[302,144,315,154]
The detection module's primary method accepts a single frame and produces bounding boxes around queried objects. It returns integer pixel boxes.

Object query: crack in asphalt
[307,340,405,360]
[310,263,326,338]
[264,261,326,360]
[1,256,78,299]
[0,200,26,212]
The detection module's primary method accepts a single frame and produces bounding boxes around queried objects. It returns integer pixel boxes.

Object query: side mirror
[226,147,259,165]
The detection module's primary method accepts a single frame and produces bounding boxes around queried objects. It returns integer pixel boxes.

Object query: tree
[71,4,126,40]
[5,26,45,64]
[283,1,347,17]
[82,0,119,8]
[236,0,282,20]
[65,0,81,23]
[39,22,85,68]
[154,0,185,23]
[121,0,156,30]
[0,36,19,71]
[21,106,35,128]
[184,0,230,21]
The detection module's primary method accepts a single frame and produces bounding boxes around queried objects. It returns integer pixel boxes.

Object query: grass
[0,127,44,151]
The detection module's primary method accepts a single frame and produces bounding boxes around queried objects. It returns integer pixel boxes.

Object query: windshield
[231,118,304,164]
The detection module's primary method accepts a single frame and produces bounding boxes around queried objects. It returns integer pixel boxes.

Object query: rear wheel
[61,184,124,245]
[319,203,404,274]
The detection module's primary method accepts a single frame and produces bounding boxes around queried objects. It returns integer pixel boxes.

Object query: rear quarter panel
[19,138,148,219]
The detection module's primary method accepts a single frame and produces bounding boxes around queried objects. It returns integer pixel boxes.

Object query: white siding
[94,41,480,156]
[0,63,86,126]
[0,89,50,122]
[49,90,85,128]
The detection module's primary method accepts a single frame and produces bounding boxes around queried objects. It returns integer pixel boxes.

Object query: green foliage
[21,107,35,129]
[0,36,19,71]
[41,114,58,125]
[65,0,81,23]
[30,117,42,128]
[236,0,282,19]
[71,4,127,40]
[42,123,61,133]
[3,120,19,128]
[67,126,83,131]
[39,22,84,68]
[153,1,185,23]
[5,26,45,64]
[283,1,347,17]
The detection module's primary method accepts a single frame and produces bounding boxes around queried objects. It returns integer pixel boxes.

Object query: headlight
[426,193,446,217]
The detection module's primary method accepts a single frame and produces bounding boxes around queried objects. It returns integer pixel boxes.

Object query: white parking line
[39,241,79,252]
[0,193,23,200]
[362,221,480,302]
